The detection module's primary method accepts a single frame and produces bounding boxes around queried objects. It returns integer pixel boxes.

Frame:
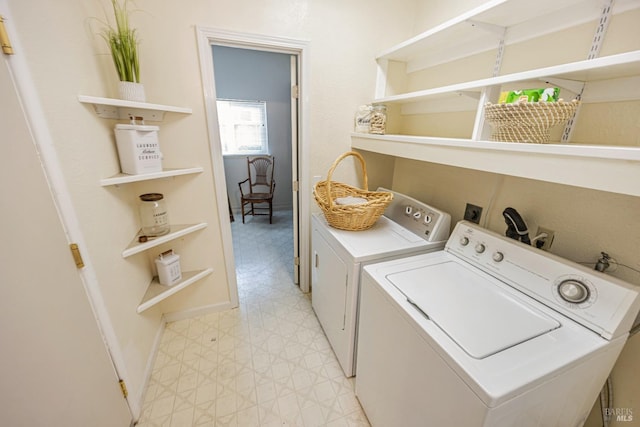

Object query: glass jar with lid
[369,104,387,135]
[354,105,373,133]
[138,193,170,236]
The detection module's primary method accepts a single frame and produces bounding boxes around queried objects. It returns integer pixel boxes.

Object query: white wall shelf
[137,268,214,314]
[376,51,640,107]
[378,0,639,73]
[78,95,192,121]
[100,167,204,186]
[351,133,640,197]
[122,223,208,258]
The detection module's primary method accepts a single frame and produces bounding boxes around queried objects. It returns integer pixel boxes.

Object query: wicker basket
[484,100,579,143]
[313,151,393,231]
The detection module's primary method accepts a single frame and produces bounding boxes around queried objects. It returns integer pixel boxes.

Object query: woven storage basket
[313,151,393,231]
[485,100,579,143]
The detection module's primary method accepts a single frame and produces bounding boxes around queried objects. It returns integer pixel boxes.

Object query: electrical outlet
[536,227,555,250]
[463,203,483,224]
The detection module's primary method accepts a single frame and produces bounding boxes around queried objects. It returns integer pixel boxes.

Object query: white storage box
[114,123,163,175]
[155,249,182,286]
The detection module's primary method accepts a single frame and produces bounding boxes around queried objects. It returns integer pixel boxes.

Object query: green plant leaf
[99,0,140,83]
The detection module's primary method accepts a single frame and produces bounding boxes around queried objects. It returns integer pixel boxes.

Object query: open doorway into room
[197,28,310,306]
[211,45,299,300]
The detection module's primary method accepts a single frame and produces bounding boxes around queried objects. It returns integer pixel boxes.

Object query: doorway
[196,28,311,304]
[213,47,293,222]
[212,45,296,287]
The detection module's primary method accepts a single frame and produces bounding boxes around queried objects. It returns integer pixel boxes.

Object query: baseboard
[133,319,166,422]
[162,301,235,323]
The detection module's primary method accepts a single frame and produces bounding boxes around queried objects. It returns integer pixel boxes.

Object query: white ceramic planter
[118,81,146,102]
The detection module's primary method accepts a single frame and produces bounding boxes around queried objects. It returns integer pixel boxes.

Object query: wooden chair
[238,156,275,224]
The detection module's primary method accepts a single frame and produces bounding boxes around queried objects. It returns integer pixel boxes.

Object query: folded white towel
[335,196,367,205]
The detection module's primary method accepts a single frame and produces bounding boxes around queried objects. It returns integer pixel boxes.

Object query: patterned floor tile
[137,211,370,426]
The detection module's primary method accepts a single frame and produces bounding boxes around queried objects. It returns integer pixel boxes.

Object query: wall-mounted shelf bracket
[465,20,506,36]
[540,77,585,96]
[457,91,481,100]
[562,0,613,142]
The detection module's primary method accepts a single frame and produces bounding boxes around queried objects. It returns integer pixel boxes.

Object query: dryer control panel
[381,188,451,243]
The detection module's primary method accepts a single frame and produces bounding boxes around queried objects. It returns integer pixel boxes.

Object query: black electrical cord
[502,207,531,245]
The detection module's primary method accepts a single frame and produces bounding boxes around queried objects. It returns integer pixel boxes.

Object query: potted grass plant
[100,0,145,102]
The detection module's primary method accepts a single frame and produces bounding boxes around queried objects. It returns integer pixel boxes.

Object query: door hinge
[69,243,85,268]
[293,180,299,192]
[119,379,128,399]
[291,84,299,99]
[294,256,300,266]
[0,16,15,55]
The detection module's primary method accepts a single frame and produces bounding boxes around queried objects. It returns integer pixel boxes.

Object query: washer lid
[387,260,561,359]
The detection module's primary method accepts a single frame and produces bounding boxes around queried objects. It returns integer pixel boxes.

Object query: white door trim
[195,27,311,297]
[290,55,300,285]
[0,0,134,417]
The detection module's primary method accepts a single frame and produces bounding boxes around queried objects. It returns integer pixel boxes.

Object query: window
[216,99,268,155]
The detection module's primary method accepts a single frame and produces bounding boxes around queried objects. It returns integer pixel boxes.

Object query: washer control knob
[558,280,590,304]
[492,252,504,262]
[405,206,413,215]
[424,215,432,224]
[413,211,422,220]
[460,237,470,246]
[475,243,486,254]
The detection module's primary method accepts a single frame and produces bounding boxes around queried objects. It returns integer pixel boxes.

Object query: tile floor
[137,210,370,426]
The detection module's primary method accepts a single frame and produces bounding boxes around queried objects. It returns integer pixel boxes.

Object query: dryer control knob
[460,237,470,246]
[558,280,590,304]
[475,243,486,253]
[492,252,504,262]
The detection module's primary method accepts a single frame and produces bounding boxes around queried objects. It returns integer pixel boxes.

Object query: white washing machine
[311,188,451,377]
[356,220,640,427]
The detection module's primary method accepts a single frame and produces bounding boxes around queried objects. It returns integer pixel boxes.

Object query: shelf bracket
[456,91,481,100]
[472,24,506,141]
[465,20,505,37]
[90,104,167,121]
[586,0,613,61]
[539,77,585,96]
[561,0,613,143]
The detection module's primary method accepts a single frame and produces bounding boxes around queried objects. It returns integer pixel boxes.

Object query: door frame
[290,54,300,285]
[196,27,311,300]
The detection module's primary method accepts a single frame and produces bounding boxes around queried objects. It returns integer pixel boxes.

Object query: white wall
[5,0,419,416]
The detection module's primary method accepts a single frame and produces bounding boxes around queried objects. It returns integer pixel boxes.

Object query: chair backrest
[247,156,275,192]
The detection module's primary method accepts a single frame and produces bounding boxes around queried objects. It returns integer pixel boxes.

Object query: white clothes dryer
[356,221,640,427]
[311,188,451,377]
